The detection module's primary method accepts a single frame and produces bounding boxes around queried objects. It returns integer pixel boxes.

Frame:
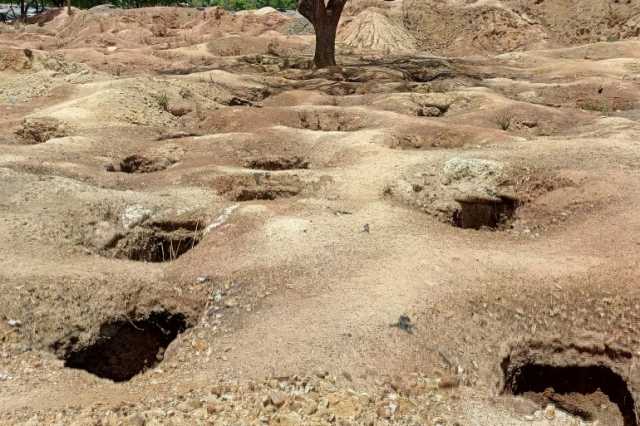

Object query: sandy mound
[403,0,548,55]
[518,0,640,45]
[403,0,640,55]
[36,6,294,51]
[339,10,416,54]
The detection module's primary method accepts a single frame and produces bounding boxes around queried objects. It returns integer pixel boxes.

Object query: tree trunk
[20,0,26,22]
[298,0,346,69]
[313,19,337,68]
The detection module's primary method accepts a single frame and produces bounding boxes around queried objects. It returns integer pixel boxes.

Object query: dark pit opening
[116,220,203,262]
[244,156,310,171]
[231,186,300,201]
[64,311,189,382]
[109,155,173,174]
[452,196,519,229]
[503,362,637,426]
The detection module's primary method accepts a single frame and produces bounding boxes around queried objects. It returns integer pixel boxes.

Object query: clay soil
[2,3,640,426]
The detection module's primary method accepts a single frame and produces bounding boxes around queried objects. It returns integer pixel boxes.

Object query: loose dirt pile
[339,10,416,54]
[403,0,640,54]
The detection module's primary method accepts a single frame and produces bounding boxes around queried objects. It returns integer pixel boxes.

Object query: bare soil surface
[1,3,640,426]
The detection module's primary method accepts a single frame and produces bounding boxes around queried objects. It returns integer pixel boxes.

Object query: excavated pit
[452,196,519,229]
[114,219,203,262]
[502,342,638,426]
[63,311,189,382]
[108,154,174,174]
[244,156,310,171]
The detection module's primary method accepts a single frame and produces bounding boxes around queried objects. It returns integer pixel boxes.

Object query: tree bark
[313,17,337,67]
[298,0,346,68]
[20,0,26,22]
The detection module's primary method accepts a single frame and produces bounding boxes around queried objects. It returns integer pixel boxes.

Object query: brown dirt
[2,4,640,426]
[404,0,640,55]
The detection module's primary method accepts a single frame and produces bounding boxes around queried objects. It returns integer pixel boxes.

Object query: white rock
[121,205,153,229]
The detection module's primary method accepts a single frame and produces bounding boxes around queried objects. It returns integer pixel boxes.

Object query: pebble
[123,414,145,426]
[268,391,288,408]
[7,319,21,327]
[544,404,556,420]
[437,375,459,389]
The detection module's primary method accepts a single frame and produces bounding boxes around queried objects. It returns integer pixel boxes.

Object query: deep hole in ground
[107,154,173,174]
[503,361,638,426]
[114,219,203,262]
[452,196,519,229]
[244,156,310,171]
[63,311,189,382]
[232,186,300,201]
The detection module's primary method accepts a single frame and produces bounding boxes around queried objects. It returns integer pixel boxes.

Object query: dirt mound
[15,117,67,144]
[0,48,34,72]
[385,157,519,228]
[403,0,548,55]
[206,34,309,57]
[339,10,416,54]
[403,0,640,55]
[516,0,640,46]
[38,6,295,51]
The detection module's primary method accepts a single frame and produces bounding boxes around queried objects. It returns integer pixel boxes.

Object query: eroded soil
[1,4,640,426]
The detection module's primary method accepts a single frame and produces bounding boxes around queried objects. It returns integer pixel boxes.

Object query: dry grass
[494,110,515,131]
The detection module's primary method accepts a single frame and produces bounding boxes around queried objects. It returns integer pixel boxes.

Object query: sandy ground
[1,3,640,426]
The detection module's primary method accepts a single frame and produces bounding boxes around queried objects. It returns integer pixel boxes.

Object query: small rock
[123,414,145,426]
[315,370,329,379]
[191,338,208,352]
[271,412,302,426]
[376,400,397,419]
[419,106,443,117]
[544,404,556,420]
[437,375,459,389]
[268,391,288,408]
[166,101,193,117]
[15,117,67,144]
[7,319,21,327]
[121,205,153,229]
[327,392,363,419]
[192,407,208,419]
[206,399,223,415]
